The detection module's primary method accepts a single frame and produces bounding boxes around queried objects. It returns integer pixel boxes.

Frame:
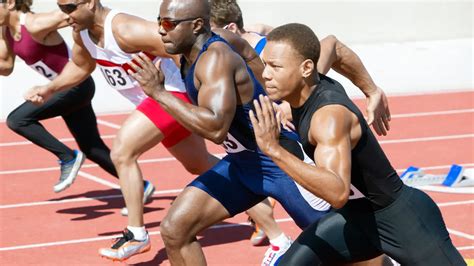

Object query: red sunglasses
[157,16,199,32]
[57,1,87,14]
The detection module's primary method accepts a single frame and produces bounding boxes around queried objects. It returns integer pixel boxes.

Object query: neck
[183,31,212,65]
[287,73,320,108]
[88,5,109,41]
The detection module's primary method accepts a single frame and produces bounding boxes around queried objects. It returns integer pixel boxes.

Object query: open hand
[249,95,282,155]
[366,86,391,136]
[127,52,165,98]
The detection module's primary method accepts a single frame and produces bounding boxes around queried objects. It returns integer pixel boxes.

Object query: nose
[158,23,167,36]
[262,65,271,81]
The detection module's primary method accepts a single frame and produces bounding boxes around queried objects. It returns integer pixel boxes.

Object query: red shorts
[136,92,192,148]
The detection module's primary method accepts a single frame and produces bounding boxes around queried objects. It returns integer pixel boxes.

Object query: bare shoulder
[310,104,354,143]
[195,41,241,78]
[112,13,159,52]
[246,23,273,35]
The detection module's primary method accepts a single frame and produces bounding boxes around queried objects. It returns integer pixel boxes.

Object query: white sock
[127,226,147,241]
[269,233,289,248]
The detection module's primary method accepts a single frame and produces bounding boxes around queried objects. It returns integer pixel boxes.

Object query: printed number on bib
[349,185,364,200]
[222,133,250,153]
[99,65,135,90]
[30,61,58,80]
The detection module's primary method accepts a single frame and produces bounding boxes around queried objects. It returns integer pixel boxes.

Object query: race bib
[30,61,58,80]
[222,133,251,154]
[349,184,365,200]
[98,65,135,90]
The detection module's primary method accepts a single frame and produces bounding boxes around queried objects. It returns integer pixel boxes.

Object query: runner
[0,0,137,193]
[250,23,465,266]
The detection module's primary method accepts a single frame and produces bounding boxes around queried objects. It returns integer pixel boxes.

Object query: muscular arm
[0,27,15,76]
[254,101,354,208]
[151,45,239,144]
[213,28,265,86]
[26,10,69,42]
[44,32,95,93]
[113,14,180,64]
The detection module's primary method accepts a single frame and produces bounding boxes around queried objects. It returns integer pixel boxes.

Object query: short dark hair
[209,0,244,30]
[14,0,32,13]
[267,23,320,64]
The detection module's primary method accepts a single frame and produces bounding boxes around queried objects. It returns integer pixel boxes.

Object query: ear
[87,0,97,12]
[7,0,15,11]
[226,22,239,34]
[192,18,206,34]
[300,59,315,79]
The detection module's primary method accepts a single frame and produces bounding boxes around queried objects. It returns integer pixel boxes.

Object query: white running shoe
[99,229,151,262]
[261,236,292,266]
[53,150,85,193]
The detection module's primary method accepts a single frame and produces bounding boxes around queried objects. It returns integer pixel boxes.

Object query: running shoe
[53,150,85,193]
[261,236,292,266]
[99,229,150,261]
[250,198,277,246]
[121,180,155,216]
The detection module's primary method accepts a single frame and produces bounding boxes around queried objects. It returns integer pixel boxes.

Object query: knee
[160,211,191,248]
[110,138,135,166]
[6,112,23,132]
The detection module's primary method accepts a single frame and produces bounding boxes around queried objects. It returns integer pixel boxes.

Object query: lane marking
[0,135,115,147]
[390,108,473,119]
[0,218,292,251]
[78,171,120,189]
[96,119,121,129]
[447,228,474,240]
[379,134,473,144]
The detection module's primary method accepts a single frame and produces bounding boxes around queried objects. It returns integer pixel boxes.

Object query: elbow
[208,130,227,145]
[0,66,14,76]
[329,190,349,209]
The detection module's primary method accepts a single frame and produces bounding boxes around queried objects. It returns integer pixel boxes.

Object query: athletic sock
[127,226,147,241]
[269,233,290,248]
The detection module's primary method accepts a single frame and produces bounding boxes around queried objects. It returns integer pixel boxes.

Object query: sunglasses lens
[158,18,176,32]
[58,4,76,14]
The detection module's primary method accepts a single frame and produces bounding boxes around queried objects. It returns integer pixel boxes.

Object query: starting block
[400,165,474,187]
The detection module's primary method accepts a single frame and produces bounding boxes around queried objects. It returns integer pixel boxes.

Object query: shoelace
[111,230,134,249]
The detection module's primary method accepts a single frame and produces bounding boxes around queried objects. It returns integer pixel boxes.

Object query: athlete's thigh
[166,133,218,174]
[165,185,230,236]
[114,110,164,155]
[188,156,266,217]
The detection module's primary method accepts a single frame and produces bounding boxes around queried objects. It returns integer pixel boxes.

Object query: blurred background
[1,0,472,119]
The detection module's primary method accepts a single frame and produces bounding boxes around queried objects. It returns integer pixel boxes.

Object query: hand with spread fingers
[365,86,391,136]
[249,95,282,156]
[127,52,166,98]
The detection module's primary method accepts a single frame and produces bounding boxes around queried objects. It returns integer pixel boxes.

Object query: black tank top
[291,74,403,210]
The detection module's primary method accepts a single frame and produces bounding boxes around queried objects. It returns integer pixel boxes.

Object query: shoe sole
[99,244,151,262]
[54,151,85,193]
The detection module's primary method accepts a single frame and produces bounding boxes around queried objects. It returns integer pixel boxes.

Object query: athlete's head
[158,0,211,54]
[209,0,244,34]
[0,0,32,25]
[56,0,98,32]
[262,23,320,102]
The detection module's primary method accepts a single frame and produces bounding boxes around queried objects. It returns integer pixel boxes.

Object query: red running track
[0,91,472,265]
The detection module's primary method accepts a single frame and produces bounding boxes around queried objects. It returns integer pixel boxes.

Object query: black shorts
[279,185,465,266]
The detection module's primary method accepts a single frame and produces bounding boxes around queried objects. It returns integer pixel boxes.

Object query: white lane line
[78,171,120,189]
[0,135,116,147]
[379,134,474,144]
[437,200,474,207]
[0,217,469,252]
[391,108,474,118]
[457,246,474,251]
[2,108,473,147]
[96,119,121,129]
[447,228,474,240]
[0,218,294,251]
[0,153,227,175]
[0,189,183,209]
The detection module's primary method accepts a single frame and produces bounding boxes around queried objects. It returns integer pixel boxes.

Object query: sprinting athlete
[210,1,391,264]
[24,0,282,262]
[251,23,465,266]
[0,0,130,193]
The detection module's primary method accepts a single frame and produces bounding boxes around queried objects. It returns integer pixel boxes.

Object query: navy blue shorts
[188,151,330,229]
